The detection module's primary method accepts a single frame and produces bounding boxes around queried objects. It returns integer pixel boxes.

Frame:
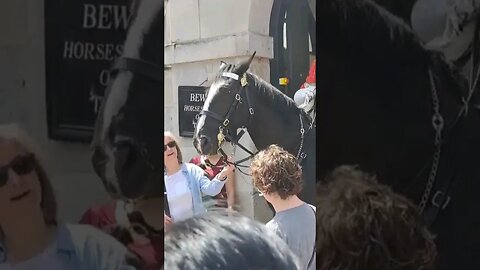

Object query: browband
[222,72,239,80]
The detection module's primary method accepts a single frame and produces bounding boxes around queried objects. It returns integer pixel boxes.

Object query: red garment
[300,60,317,89]
[306,60,316,84]
[79,202,164,270]
[189,155,228,200]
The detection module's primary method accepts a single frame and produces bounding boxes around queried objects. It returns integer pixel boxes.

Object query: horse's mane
[208,63,310,123]
[246,72,310,120]
[320,0,429,63]
[331,0,417,40]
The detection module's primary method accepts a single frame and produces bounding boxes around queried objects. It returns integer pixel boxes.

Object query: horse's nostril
[114,137,137,170]
[92,146,108,177]
[199,135,209,150]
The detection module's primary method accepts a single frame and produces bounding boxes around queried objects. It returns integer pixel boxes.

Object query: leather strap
[112,57,163,82]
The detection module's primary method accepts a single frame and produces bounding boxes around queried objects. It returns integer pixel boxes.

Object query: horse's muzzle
[195,135,214,155]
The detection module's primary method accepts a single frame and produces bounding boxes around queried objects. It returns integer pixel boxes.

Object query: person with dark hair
[316,165,437,270]
[250,144,316,270]
[79,197,163,270]
[0,123,134,269]
[189,153,237,210]
[164,211,301,270]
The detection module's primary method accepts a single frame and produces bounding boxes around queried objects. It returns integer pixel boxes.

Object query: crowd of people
[0,119,438,270]
[0,59,438,269]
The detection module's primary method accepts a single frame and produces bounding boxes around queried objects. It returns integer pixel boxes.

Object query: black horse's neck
[244,73,309,154]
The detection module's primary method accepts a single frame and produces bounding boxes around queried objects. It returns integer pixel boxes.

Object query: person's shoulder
[189,155,201,164]
[184,162,204,174]
[296,203,316,222]
[297,204,316,231]
[79,201,116,226]
[299,202,316,212]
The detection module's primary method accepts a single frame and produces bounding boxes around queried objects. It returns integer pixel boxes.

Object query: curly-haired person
[250,144,316,270]
[316,165,437,270]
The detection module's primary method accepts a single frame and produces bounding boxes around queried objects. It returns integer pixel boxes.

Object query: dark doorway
[270,0,316,99]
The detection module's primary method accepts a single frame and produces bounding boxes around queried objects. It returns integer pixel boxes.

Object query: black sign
[178,86,208,137]
[45,0,132,142]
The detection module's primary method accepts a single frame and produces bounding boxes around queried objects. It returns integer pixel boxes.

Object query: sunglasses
[164,141,176,152]
[0,153,36,187]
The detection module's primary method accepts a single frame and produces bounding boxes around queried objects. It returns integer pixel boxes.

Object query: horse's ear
[235,51,256,75]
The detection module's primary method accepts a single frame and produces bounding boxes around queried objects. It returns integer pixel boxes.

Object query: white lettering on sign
[82,4,129,30]
[63,41,123,61]
[98,69,111,87]
[189,93,206,102]
[184,105,203,112]
[89,88,104,114]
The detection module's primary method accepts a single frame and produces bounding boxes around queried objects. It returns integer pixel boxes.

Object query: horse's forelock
[203,80,226,112]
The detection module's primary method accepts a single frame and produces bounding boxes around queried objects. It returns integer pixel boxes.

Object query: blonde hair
[0,123,57,226]
[164,131,183,164]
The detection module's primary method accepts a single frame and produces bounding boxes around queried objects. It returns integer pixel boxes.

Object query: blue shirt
[164,163,226,216]
[0,224,135,270]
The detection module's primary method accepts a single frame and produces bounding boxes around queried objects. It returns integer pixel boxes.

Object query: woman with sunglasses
[0,124,134,270]
[164,131,234,230]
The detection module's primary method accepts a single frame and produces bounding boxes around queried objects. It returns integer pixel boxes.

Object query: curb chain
[419,69,444,214]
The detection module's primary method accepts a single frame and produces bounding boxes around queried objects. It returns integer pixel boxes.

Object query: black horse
[88,0,164,267]
[193,54,316,205]
[91,0,163,200]
[318,0,480,269]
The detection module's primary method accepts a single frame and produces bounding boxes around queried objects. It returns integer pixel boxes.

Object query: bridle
[198,72,256,174]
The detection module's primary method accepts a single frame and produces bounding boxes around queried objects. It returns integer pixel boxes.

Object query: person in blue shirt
[0,123,134,270]
[163,131,234,230]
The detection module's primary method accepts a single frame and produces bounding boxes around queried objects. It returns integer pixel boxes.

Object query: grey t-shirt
[266,203,316,270]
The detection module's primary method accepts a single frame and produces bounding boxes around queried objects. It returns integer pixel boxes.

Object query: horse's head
[91,0,164,200]
[193,52,256,155]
